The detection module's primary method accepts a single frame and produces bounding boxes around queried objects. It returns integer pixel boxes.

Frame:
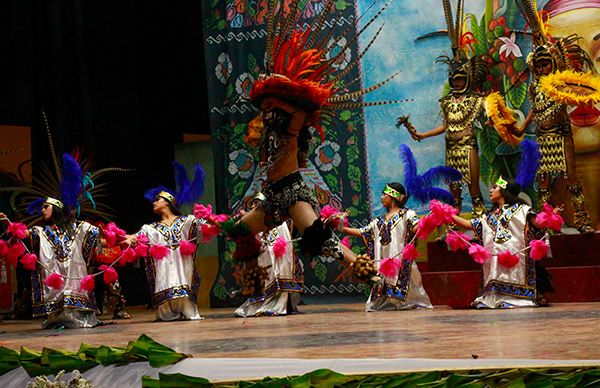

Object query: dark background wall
[0,0,210,304]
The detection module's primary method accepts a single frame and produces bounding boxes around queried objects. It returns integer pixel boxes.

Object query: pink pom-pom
[201,223,221,243]
[7,243,25,266]
[469,243,491,264]
[137,233,149,245]
[402,243,420,261]
[320,205,338,219]
[7,222,28,240]
[535,203,564,232]
[416,215,436,240]
[446,231,471,252]
[529,239,548,261]
[212,214,229,223]
[104,230,117,248]
[44,272,64,289]
[99,265,119,284]
[272,237,288,259]
[0,240,8,258]
[20,253,38,270]
[193,203,213,219]
[134,244,149,257]
[149,244,170,260]
[340,236,351,249]
[106,222,126,237]
[179,240,197,256]
[120,247,138,264]
[497,250,520,268]
[379,257,402,278]
[79,275,95,292]
[428,200,458,227]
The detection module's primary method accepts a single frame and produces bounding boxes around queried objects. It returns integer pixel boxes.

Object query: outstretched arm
[410,123,447,141]
[451,214,474,230]
[514,110,533,137]
[339,226,362,238]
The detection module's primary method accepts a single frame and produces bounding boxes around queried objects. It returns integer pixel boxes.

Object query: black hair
[386,182,409,208]
[45,204,76,239]
[490,182,525,212]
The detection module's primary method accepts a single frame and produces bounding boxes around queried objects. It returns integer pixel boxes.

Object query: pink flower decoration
[446,231,471,252]
[79,275,95,292]
[104,230,117,248]
[201,223,221,243]
[535,203,564,232]
[120,247,138,264]
[0,240,8,258]
[272,237,288,259]
[179,240,197,256]
[498,250,519,268]
[193,203,213,219]
[340,236,351,249]
[402,243,420,261]
[134,244,149,257]
[149,244,170,260]
[44,272,64,289]
[137,233,149,245]
[7,222,28,240]
[416,215,436,240]
[529,239,548,261]
[379,257,402,278]
[20,253,38,270]
[7,243,25,266]
[99,265,119,284]
[469,243,491,264]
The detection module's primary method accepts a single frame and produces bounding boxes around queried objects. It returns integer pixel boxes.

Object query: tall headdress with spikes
[0,114,133,224]
[248,0,400,141]
[144,161,206,208]
[437,0,487,94]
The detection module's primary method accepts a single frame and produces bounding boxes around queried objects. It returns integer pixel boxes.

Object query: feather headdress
[248,0,401,141]
[144,161,205,207]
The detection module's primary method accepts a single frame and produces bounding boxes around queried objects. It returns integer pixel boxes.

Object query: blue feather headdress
[515,139,541,189]
[144,161,205,207]
[398,144,462,204]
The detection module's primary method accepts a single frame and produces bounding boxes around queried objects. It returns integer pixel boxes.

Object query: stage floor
[2,302,600,361]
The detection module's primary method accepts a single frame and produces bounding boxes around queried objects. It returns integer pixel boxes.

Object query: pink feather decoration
[7,222,28,240]
[134,244,149,257]
[137,233,149,245]
[104,230,117,248]
[535,203,564,232]
[428,200,458,227]
[106,222,126,237]
[446,231,471,252]
[120,247,138,264]
[79,275,95,292]
[20,253,38,270]
[320,205,338,219]
[469,243,491,264]
[341,236,351,249]
[529,239,548,261]
[416,215,436,240]
[179,240,197,256]
[201,223,221,243]
[45,272,64,289]
[379,257,402,278]
[99,265,119,284]
[402,243,420,261]
[272,237,288,259]
[497,250,520,268]
[193,203,213,219]
[212,214,229,223]
[149,244,170,260]
[7,243,25,266]
[0,240,8,258]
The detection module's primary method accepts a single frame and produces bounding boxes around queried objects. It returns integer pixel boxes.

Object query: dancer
[125,162,205,321]
[513,0,599,233]
[451,177,556,308]
[407,0,487,216]
[339,183,432,311]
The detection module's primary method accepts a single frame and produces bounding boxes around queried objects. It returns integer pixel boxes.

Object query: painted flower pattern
[228,149,254,179]
[314,140,341,171]
[235,72,255,96]
[498,32,522,59]
[215,53,232,84]
[325,37,351,70]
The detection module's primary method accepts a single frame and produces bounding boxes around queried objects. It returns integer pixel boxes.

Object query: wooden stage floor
[2,302,600,361]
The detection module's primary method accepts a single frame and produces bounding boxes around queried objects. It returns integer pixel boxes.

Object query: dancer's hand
[553,204,564,215]
[0,213,9,224]
[123,234,138,246]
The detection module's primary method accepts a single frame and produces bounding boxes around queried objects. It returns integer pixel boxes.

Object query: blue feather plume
[515,139,540,189]
[27,198,46,215]
[398,144,462,204]
[60,153,83,210]
[144,186,171,203]
[173,162,206,206]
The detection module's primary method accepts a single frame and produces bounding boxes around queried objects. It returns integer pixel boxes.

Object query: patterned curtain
[200,0,373,307]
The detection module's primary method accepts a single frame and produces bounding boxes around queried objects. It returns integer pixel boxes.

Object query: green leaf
[473,15,488,54]
[213,282,229,300]
[346,141,360,163]
[247,53,257,73]
[348,165,362,192]
[225,83,234,99]
[0,346,20,376]
[334,0,348,11]
[507,81,527,109]
[126,334,188,368]
[233,180,246,197]
[324,174,339,193]
[340,110,352,121]
[314,260,327,283]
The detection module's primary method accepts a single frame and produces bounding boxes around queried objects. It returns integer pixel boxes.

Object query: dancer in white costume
[452,178,555,308]
[340,183,432,311]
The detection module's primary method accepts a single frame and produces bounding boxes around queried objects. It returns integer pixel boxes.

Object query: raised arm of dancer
[0,213,31,240]
[514,110,533,137]
[451,214,474,230]
[339,225,362,238]
[410,123,447,141]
